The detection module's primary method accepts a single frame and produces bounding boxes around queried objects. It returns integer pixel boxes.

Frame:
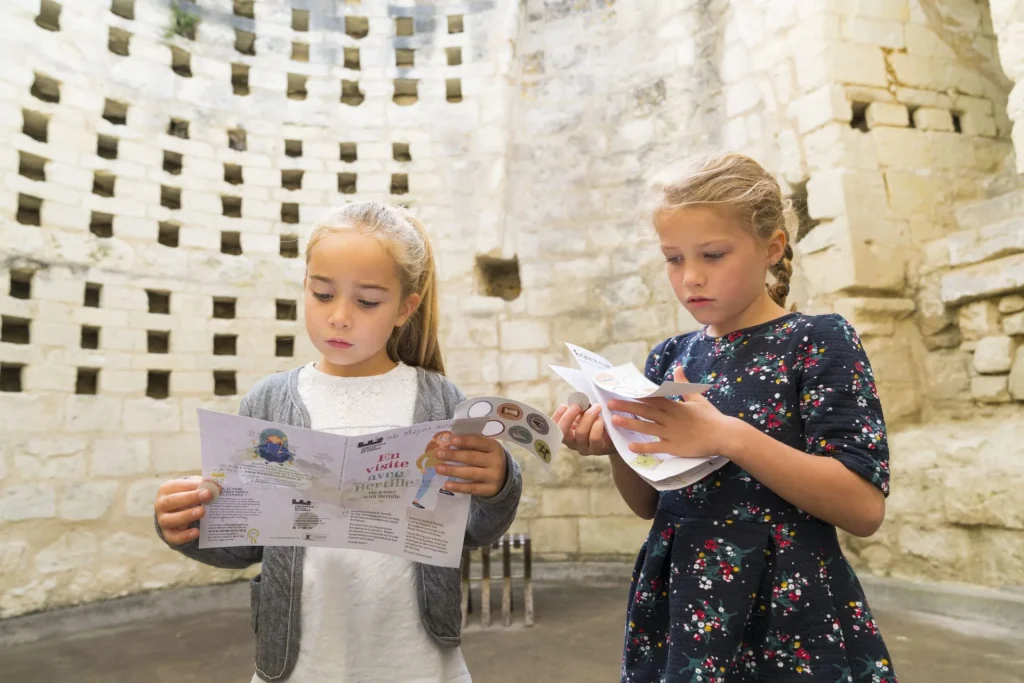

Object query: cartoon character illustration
[411,430,456,510]
[256,428,295,465]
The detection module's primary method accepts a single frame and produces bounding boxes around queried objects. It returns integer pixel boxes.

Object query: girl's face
[304,231,421,377]
[655,206,785,336]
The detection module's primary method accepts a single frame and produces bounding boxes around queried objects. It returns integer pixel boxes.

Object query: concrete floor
[1,585,1022,682]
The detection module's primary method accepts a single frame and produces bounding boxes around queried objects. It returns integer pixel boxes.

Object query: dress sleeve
[796,314,890,496]
[645,334,697,383]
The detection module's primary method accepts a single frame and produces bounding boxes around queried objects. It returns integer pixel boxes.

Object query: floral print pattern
[622,314,896,682]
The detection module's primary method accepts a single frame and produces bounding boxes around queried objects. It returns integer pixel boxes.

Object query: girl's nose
[328,302,352,328]
[682,266,706,288]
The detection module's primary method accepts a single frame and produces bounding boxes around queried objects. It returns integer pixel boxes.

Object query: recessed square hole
[168,117,189,139]
[448,14,464,33]
[345,15,368,39]
[161,185,181,210]
[163,150,183,175]
[338,173,357,194]
[396,48,415,67]
[170,46,193,77]
[476,255,521,301]
[446,46,462,66]
[952,112,963,133]
[276,336,295,357]
[31,73,60,103]
[93,172,116,198]
[214,370,237,396]
[1,316,30,344]
[10,271,33,300]
[390,173,409,195]
[36,0,61,32]
[393,79,418,105]
[84,283,102,308]
[344,47,360,70]
[109,27,131,55]
[76,368,99,395]
[213,334,237,355]
[1,364,24,393]
[81,325,100,349]
[23,110,49,143]
[233,0,254,19]
[225,163,243,184]
[287,73,308,100]
[850,102,868,132]
[446,78,463,103]
[280,235,299,258]
[111,0,134,20]
[222,196,242,218]
[393,142,411,162]
[147,290,171,314]
[221,231,242,255]
[97,134,119,159]
[276,299,296,321]
[282,170,303,191]
[395,17,413,36]
[147,370,170,399]
[148,330,170,354]
[292,8,309,31]
[339,142,357,162]
[17,194,42,226]
[103,99,128,126]
[19,152,47,182]
[235,28,255,55]
[292,42,309,62]
[213,297,236,319]
[90,212,114,238]
[158,221,180,247]
[281,203,299,224]
[228,127,247,151]
[341,80,364,106]
[232,63,250,96]
[285,139,303,157]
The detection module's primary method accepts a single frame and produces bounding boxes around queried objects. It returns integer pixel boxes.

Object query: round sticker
[509,425,533,445]
[535,440,551,463]
[467,400,493,418]
[526,413,549,436]
[482,420,505,437]
[497,403,523,421]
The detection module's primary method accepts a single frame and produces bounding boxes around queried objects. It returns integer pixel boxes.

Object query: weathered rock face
[1,0,1023,618]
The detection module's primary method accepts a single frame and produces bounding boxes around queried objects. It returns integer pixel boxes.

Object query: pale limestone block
[123,399,182,433]
[940,254,1024,305]
[125,477,167,517]
[0,484,56,521]
[0,539,28,575]
[58,481,119,521]
[973,336,1015,374]
[999,295,1024,314]
[959,301,1001,340]
[865,101,910,128]
[598,276,650,309]
[960,111,998,137]
[35,532,99,574]
[792,85,852,134]
[66,396,124,432]
[1010,347,1024,399]
[971,374,1011,402]
[588,487,636,516]
[528,517,579,554]
[101,532,159,561]
[904,24,957,59]
[539,487,589,517]
[842,16,905,49]
[499,352,539,383]
[1005,312,1024,336]
[912,107,955,131]
[946,218,1024,268]
[91,436,150,477]
[499,319,550,351]
[578,517,651,554]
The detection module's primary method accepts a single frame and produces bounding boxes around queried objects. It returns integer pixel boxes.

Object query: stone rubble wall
[990,0,1024,170]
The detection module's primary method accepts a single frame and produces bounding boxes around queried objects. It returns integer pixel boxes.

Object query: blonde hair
[646,152,795,307]
[305,201,444,375]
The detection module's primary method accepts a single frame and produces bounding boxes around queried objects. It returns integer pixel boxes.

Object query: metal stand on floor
[461,533,533,628]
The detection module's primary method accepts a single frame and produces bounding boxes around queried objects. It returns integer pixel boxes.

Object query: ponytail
[388,211,444,375]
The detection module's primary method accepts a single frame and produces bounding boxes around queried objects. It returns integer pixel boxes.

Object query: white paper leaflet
[551,343,728,491]
[196,397,561,568]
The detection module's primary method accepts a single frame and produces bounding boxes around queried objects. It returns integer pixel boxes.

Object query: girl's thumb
[674,365,707,402]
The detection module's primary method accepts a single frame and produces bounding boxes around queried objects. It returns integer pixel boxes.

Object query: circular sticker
[294,512,319,530]
[497,403,523,421]
[535,440,551,463]
[526,413,550,436]
[467,400,493,418]
[509,425,533,445]
[482,420,505,437]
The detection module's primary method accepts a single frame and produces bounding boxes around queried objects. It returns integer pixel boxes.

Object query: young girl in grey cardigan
[154,202,522,682]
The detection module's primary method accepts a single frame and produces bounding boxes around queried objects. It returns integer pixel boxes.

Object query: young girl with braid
[554,152,897,682]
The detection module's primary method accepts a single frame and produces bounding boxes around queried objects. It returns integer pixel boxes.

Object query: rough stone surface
[972,336,1016,374]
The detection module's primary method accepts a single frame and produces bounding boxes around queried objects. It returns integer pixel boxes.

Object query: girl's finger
[443,481,498,496]
[552,405,569,421]
[163,528,200,545]
[611,414,667,438]
[628,440,666,454]
[589,415,609,450]
[439,449,500,467]
[155,488,209,514]
[556,405,581,446]
[450,434,500,453]
[607,400,667,423]
[674,367,710,403]
[158,506,205,530]
[436,464,496,483]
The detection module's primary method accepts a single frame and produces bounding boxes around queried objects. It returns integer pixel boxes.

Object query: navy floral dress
[622,313,897,683]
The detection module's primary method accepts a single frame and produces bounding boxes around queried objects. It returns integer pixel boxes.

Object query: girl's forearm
[722,420,885,537]
[608,451,659,520]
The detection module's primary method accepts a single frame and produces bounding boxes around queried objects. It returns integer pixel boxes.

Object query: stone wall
[2,0,1023,618]
[990,0,1024,170]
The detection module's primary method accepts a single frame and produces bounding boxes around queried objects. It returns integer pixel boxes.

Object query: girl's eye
[312,292,332,301]
[358,300,381,309]
[665,256,682,264]
[704,252,725,262]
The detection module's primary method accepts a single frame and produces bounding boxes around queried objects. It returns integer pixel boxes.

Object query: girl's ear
[396,292,422,327]
[766,228,787,267]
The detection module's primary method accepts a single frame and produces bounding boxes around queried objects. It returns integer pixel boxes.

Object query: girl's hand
[609,367,738,459]
[553,403,616,456]
[154,476,219,545]
[437,435,508,498]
